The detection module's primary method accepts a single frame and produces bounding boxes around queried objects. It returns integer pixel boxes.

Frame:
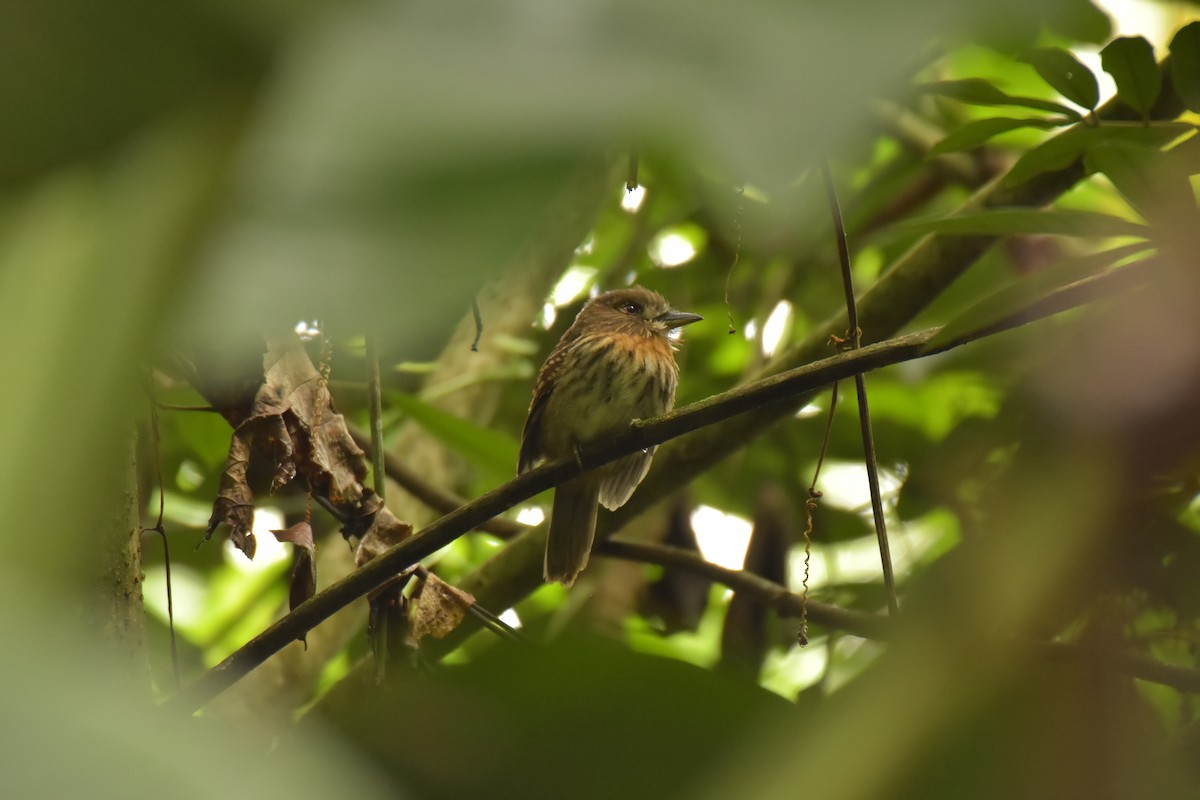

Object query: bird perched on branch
[519,286,702,585]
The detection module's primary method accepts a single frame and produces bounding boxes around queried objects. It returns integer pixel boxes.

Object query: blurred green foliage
[3,0,1200,797]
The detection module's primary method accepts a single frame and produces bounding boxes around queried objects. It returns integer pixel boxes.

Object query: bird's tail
[545,476,600,586]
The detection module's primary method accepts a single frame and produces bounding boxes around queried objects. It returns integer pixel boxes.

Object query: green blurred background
[3,0,1200,797]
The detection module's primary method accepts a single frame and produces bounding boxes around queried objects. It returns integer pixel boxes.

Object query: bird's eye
[620,302,641,315]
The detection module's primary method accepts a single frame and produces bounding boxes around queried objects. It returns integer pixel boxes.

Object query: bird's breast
[537,332,678,457]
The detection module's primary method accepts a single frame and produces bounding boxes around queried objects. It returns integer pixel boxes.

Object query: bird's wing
[597,446,656,510]
[518,385,551,475]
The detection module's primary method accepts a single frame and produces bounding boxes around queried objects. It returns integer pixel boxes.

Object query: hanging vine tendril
[799,381,840,647]
[723,185,745,335]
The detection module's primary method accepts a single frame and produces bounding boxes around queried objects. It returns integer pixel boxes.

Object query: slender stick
[366,329,387,499]
[143,373,181,688]
[821,161,899,618]
[365,328,522,648]
[598,539,888,639]
[595,539,1200,694]
[469,300,484,352]
[364,326,397,671]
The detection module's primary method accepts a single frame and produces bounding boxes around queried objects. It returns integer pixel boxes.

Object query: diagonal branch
[595,539,1200,695]
[821,159,899,618]
[597,539,889,639]
[162,256,1156,714]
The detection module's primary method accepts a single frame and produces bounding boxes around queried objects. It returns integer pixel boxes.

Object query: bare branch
[596,539,1200,695]
[597,539,888,639]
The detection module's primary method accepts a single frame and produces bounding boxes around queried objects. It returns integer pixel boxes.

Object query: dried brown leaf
[272,521,318,625]
[204,334,415,562]
[257,335,367,505]
[271,520,315,550]
[410,573,476,641]
[207,434,256,559]
[355,507,414,567]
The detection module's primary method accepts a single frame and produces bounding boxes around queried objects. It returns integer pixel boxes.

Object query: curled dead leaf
[205,333,377,556]
[410,572,476,641]
[207,434,256,559]
[258,335,366,505]
[272,521,318,645]
[355,507,414,567]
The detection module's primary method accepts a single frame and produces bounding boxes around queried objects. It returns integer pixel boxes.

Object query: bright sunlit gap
[791,515,950,590]
[795,402,823,419]
[515,506,545,526]
[816,460,905,513]
[223,507,291,572]
[621,185,646,212]
[175,459,206,492]
[552,265,598,306]
[540,303,557,329]
[761,640,829,697]
[690,505,753,570]
[143,563,207,632]
[499,608,523,629]
[649,232,698,268]
[761,300,793,358]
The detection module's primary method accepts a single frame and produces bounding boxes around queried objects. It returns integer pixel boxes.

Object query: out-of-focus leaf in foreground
[183,0,1091,350]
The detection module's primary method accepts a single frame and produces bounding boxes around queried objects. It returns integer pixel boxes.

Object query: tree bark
[87,427,150,701]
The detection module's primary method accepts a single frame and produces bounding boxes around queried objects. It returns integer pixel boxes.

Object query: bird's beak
[656,310,703,330]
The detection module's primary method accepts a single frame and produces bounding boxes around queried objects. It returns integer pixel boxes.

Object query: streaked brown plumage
[519,286,701,585]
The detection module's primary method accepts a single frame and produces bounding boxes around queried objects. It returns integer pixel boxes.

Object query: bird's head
[582,286,702,340]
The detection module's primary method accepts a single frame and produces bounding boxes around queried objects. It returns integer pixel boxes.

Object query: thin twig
[853,376,897,615]
[153,529,180,688]
[799,382,840,646]
[161,258,1158,714]
[364,326,408,675]
[143,373,180,688]
[470,300,483,353]
[155,403,218,413]
[595,539,1200,695]
[723,185,745,335]
[366,329,387,500]
[367,327,523,648]
[305,329,334,526]
[465,603,526,644]
[822,161,899,619]
[600,540,887,638]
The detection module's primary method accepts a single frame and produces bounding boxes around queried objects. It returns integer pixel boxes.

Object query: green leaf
[924,242,1154,351]
[1020,47,1100,109]
[1085,140,1198,220]
[1170,22,1200,113]
[896,208,1151,239]
[386,391,521,482]
[1003,122,1190,187]
[919,79,1082,118]
[1047,0,1113,45]
[1100,36,1161,116]
[930,117,1068,155]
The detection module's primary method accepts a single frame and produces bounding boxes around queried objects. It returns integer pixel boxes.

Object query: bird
[519,286,702,585]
